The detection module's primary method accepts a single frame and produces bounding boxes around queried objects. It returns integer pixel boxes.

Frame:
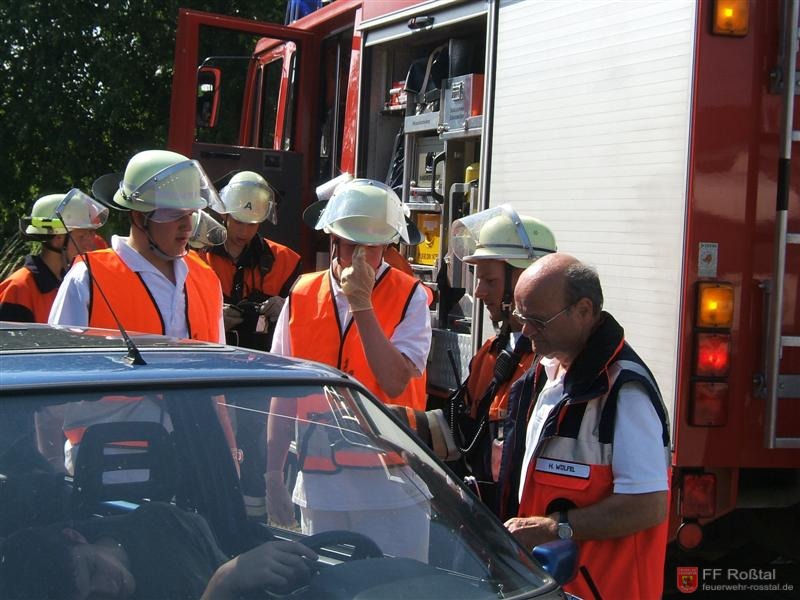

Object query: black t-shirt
[77,503,229,599]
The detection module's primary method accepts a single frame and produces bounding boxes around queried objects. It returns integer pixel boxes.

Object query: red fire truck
[168,0,799,568]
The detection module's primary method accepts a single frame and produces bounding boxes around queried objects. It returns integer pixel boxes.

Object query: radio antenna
[55,193,146,366]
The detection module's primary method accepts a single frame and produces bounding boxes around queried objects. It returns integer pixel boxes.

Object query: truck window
[194,27,266,147]
[317,31,352,185]
[252,41,298,151]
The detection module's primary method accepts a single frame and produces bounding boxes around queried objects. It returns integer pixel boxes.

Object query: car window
[0,383,551,599]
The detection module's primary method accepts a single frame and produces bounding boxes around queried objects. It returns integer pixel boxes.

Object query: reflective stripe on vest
[288,269,427,409]
[295,394,406,473]
[62,394,168,449]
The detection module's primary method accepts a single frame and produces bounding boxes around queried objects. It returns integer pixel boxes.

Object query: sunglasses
[512,302,576,331]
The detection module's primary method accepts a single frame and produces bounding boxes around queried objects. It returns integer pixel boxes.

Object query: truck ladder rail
[765,0,800,449]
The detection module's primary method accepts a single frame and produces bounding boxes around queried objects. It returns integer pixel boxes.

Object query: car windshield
[0,381,552,599]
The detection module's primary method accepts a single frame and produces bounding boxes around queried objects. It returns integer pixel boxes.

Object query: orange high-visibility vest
[518,352,670,600]
[202,237,301,301]
[81,249,221,342]
[288,269,427,410]
[466,336,536,422]
[294,394,406,473]
[0,256,60,323]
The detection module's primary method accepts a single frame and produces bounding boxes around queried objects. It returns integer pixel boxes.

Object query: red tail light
[681,473,716,519]
[695,333,731,377]
[690,381,729,426]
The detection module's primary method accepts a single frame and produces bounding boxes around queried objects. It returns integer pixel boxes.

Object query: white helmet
[315,179,409,245]
[212,171,278,224]
[450,204,556,269]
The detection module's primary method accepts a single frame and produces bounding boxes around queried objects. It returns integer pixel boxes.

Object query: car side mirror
[531,539,579,586]
[197,66,222,128]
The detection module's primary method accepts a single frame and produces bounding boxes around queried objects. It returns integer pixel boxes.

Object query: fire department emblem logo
[677,567,699,593]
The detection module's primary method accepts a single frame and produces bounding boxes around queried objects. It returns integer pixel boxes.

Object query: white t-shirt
[271,262,432,374]
[49,235,225,342]
[519,357,669,502]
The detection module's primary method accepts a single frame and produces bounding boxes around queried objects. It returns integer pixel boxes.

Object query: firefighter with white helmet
[266,178,432,560]
[49,150,225,343]
[202,170,301,351]
[272,178,428,404]
[445,204,556,518]
[0,190,108,323]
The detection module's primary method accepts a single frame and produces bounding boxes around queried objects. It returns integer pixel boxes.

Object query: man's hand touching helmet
[340,246,375,312]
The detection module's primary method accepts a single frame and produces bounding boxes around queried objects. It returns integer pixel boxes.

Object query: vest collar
[562,311,625,402]
[211,235,275,271]
[25,254,62,294]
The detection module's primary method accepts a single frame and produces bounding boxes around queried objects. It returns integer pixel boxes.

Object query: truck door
[168,9,320,262]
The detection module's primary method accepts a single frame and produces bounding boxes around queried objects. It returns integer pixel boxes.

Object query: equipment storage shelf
[357,0,489,394]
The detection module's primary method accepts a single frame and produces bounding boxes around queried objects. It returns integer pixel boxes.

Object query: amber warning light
[713,0,749,36]
[697,282,734,328]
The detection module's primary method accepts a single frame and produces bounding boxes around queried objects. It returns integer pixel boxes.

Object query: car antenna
[55,193,147,366]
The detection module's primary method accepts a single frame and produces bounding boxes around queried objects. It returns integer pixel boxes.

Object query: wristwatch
[556,510,574,540]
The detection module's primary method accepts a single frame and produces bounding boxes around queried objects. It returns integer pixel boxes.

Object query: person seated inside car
[0,502,317,600]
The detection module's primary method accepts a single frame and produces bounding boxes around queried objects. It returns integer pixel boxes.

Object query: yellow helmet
[450,204,556,269]
[21,190,108,238]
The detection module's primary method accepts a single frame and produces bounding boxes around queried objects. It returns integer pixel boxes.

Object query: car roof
[0,321,354,391]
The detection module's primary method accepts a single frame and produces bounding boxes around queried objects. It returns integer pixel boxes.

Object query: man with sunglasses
[505,253,670,600]
[48,150,224,342]
[444,205,556,518]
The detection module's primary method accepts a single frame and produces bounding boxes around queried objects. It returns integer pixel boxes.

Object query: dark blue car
[0,322,573,599]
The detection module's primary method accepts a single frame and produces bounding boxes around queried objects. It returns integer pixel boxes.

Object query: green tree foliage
[0,0,285,265]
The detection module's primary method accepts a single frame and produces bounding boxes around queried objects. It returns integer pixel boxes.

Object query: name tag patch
[535,457,590,479]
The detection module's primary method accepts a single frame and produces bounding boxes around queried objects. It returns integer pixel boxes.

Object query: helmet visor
[120,160,220,211]
[54,189,109,230]
[316,179,409,244]
[148,208,199,224]
[449,204,547,263]
[189,211,227,248]
[212,180,277,224]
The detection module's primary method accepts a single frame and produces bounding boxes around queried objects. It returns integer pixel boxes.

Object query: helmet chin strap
[500,262,515,322]
[330,236,342,282]
[42,237,71,273]
[134,214,187,261]
[489,263,516,350]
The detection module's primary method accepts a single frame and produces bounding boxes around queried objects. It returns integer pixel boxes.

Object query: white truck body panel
[487,0,698,422]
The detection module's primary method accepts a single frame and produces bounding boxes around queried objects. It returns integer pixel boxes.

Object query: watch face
[557,522,573,540]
